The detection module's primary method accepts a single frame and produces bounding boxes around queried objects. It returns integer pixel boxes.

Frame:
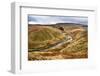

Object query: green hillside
[28,26,66,50]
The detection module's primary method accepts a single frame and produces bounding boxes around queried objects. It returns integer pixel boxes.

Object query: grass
[28,26,65,49]
[28,50,87,60]
[28,24,88,60]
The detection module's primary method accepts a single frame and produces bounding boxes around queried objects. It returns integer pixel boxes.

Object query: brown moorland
[28,23,88,60]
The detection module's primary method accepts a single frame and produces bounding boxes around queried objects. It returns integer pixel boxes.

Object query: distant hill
[55,23,87,26]
[28,23,87,27]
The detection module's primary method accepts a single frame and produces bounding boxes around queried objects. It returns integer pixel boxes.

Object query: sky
[28,15,88,25]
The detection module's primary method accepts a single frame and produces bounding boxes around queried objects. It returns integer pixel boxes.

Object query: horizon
[28,15,88,25]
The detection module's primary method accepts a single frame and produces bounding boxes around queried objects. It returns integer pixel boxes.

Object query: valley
[28,23,88,60]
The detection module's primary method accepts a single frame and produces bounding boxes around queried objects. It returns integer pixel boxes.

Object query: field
[28,23,88,60]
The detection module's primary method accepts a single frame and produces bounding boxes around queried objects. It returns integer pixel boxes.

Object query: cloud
[28,15,88,25]
[28,16,38,22]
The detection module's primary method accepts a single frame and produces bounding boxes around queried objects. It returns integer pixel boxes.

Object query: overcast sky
[28,15,88,25]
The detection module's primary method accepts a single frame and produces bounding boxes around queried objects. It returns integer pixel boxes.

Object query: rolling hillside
[28,23,88,60]
[28,25,66,51]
